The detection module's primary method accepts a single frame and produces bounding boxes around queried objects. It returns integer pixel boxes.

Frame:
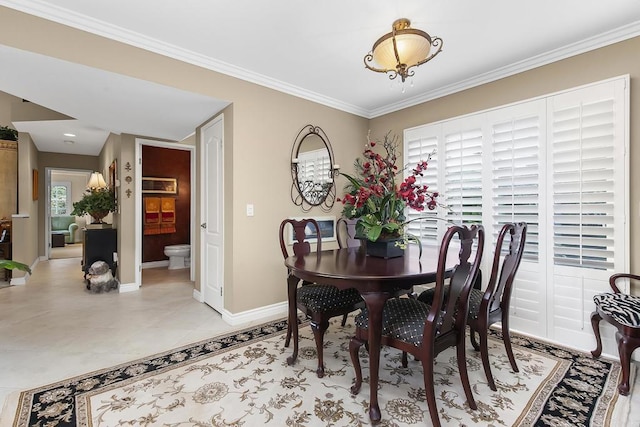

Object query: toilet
[164,244,191,269]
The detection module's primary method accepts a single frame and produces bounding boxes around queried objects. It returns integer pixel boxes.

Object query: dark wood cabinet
[82,228,117,278]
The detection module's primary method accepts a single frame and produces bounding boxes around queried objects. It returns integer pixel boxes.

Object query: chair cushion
[593,293,640,328]
[416,286,447,305]
[418,286,484,320]
[355,298,433,347]
[297,285,362,313]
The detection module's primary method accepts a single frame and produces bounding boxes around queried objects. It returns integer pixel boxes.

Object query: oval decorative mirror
[290,124,338,212]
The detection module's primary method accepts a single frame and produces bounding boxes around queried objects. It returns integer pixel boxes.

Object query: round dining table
[284,244,442,423]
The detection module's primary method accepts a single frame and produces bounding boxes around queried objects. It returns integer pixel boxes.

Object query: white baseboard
[192,288,203,302]
[119,282,139,293]
[141,261,169,269]
[220,301,288,326]
[10,257,39,286]
[9,274,28,286]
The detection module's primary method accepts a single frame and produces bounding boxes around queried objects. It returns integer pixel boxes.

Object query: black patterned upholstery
[417,286,483,320]
[298,285,363,313]
[593,293,640,328]
[355,298,437,346]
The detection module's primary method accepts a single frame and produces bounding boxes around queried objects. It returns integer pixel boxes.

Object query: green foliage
[71,188,116,221]
[339,132,441,243]
[0,126,18,141]
[0,259,31,274]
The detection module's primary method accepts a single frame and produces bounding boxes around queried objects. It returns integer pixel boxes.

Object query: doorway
[134,139,195,288]
[45,168,92,260]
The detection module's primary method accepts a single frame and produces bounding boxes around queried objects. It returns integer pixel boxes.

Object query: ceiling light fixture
[364,18,443,82]
[64,133,76,137]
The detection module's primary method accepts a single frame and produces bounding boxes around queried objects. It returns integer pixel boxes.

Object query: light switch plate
[246,204,254,217]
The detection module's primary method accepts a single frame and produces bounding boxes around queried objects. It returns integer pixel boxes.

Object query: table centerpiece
[339,131,442,258]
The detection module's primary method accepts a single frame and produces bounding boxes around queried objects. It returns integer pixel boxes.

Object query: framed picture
[32,169,38,200]
[287,215,336,244]
[109,159,117,188]
[142,177,177,194]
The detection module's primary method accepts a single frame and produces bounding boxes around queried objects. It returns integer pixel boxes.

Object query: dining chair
[279,218,363,378]
[418,222,526,391]
[591,273,640,395]
[336,217,360,249]
[349,224,484,427]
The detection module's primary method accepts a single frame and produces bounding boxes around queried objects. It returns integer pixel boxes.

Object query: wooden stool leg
[590,311,603,358]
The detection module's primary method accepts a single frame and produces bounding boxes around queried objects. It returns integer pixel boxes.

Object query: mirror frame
[290,124,337,212]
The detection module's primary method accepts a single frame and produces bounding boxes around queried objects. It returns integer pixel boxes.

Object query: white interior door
[201,115,224,312]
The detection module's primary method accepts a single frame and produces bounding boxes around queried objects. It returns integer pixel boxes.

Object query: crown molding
[2,1,640,120]
[370,20,640,118]
[0,0,370,118]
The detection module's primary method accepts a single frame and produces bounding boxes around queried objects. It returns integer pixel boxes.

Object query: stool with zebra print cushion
[591,273,640,395]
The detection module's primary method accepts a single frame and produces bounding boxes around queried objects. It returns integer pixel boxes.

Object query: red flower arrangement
[339,132,441,243]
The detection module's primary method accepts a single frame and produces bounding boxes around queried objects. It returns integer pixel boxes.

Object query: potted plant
[338,132,443,257]
[0,126,18,141]
[71,187,116,225]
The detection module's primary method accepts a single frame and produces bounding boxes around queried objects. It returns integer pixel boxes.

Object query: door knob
[200,223,207,229]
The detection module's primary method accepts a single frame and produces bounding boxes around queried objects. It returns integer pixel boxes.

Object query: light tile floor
[0,257,638,425]
[0,257,281,423]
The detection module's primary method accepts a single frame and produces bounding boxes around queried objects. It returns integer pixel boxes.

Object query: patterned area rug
[10,316,623,426]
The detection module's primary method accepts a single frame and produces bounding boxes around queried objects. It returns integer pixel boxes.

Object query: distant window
[51,182,71,215]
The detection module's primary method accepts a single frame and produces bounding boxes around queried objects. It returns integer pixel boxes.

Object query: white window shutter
[489,105,542,261]
[442,120,483,226]
[547,78,628,351]
[404,126,441,244]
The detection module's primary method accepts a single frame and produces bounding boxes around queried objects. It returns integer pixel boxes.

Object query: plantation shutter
[547,78,627,350]
[487,101,546,336]
[442,118,483,225]
[404,127,440,243]
[551,100,616,270]
[489,105,542,261]
[402,76,628,354]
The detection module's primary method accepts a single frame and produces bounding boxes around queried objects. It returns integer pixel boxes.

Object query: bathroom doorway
[134,139,195,287]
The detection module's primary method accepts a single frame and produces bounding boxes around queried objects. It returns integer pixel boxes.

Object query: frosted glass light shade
[364,18,442,82]
[372,31,432,68]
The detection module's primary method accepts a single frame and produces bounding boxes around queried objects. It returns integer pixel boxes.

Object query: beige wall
[0,8,369,311]
[2,6,638,306]
[11,132,38,276]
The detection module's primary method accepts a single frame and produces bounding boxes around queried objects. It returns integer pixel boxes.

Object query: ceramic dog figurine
[86,260,118,293]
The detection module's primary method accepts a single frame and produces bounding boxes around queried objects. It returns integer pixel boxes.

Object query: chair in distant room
[591,273,640,395]
[349,224,484,427]
[279,218,363,378]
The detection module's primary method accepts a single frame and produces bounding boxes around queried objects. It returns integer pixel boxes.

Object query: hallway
[0,257,277,422]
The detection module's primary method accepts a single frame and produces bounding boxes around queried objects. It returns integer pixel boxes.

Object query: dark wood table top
[285,245,443,291]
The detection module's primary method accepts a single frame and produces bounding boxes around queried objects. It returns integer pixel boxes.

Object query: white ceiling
[2,0,640,155]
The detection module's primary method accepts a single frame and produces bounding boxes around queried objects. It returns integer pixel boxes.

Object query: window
[51,182,71,216]
[403,76,628,352]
